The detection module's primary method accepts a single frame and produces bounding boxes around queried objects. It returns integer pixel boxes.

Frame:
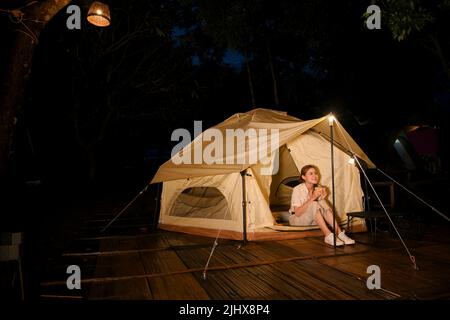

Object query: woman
[289,164,355,246]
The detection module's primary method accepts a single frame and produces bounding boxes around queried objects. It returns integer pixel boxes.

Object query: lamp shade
[87,1,111,27]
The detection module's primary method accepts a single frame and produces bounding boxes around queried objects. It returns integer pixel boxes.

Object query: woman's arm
[293,198,314,216]
[293,190,321,216]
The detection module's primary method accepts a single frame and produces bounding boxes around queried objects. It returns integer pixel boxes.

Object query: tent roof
[150,108,375,183]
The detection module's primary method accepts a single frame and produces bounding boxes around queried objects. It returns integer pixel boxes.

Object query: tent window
[170,187,231,220]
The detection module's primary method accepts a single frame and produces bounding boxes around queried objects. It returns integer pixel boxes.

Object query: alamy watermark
[66,5,82,30]
[366,5,381,30]
[66,265,81,290]
[366,265,381,289]
[171,121,279,175]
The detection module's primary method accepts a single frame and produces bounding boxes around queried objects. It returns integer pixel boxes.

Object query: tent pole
[241,170,248,243]
[329,115,336,249]
[152,183,161,231]
[363,170,371,211]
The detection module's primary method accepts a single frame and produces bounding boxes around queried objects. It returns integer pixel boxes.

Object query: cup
[315,186,323,200]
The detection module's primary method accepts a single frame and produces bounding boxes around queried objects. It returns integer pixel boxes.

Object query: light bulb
[328,115,335,126]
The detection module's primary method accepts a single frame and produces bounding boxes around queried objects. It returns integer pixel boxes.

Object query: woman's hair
[299,164,318,184]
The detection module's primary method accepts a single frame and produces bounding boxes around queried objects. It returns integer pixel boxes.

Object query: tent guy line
[376,168,449,222]
[335,121,419,270]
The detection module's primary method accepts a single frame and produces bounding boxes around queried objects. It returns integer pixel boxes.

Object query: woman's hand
[318,188,327,200]
[311,189,322,201]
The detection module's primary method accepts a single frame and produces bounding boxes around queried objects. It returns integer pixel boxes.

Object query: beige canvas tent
[150,108,375,240]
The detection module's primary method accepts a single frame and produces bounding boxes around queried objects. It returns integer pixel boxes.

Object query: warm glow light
[348,157,355,165]
[87,1,111,27]
[328,115,336,126]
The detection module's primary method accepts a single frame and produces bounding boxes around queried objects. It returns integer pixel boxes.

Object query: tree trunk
[266,41,279,107]
[243,48,256,108]
[0,33,34,177]
[0,0,71,179]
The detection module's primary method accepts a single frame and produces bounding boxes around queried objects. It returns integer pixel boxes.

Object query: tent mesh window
[170,187,231,220]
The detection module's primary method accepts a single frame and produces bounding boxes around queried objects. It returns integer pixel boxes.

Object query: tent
[150,108,375,240]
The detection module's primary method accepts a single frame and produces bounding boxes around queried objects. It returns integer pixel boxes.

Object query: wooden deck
[39,215,450,300]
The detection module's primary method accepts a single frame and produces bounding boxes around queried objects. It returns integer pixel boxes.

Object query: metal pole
[152,183,161,230]
[329,116,336,248]
[363,169,371,211]
[241,170,248,243]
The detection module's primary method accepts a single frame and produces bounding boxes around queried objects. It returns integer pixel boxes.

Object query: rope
[334,121,418,270]
[100,185,149,233]
[377,169,449,222]
[202,174,241,280]
[202,201,233,280]
[202,233,221,280]
[314,130,353,157]
[202,209,228,280]
[354,156,418,270]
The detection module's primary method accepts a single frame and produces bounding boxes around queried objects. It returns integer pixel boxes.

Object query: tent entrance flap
[269,145,300,212]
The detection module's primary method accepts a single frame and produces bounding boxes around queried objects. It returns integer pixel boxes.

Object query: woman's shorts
[289,200,331,226]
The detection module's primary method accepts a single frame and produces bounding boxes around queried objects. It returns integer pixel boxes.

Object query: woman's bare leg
[323,208,342,234]
[314,211,332,236]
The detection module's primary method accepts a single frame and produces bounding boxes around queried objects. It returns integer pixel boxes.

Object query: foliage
[375,0,447,41]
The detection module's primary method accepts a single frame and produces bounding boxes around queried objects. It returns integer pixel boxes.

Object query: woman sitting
[289,164,355,246]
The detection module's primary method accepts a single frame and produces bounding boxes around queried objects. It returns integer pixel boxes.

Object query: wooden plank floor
[40,221,450,300]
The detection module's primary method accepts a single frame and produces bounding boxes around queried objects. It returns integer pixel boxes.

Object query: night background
[0,0,449,302]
